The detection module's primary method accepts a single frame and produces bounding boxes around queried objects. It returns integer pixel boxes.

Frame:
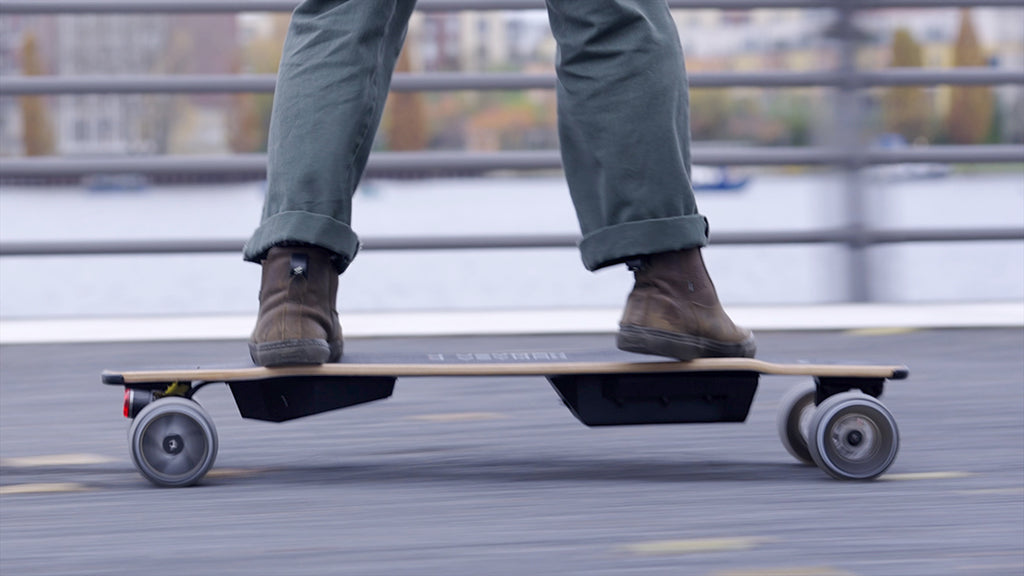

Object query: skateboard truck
[123,388,154,418]
[122,381,192,418]
[814,376,885,405]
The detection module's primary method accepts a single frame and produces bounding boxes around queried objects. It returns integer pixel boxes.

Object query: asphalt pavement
[1,329,1022,576]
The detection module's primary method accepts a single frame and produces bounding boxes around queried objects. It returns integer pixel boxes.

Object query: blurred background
[1,1,1022,321]
[1,6,1022,574]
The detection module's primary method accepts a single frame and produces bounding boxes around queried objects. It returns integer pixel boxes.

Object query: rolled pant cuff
[243,210,360,272]
[579,214,709,271]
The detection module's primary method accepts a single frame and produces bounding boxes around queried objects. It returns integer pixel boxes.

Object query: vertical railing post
[834,0,871,302]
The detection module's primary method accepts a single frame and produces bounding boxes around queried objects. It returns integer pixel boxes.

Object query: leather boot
[617,249,756,360]
[249,246,343,366]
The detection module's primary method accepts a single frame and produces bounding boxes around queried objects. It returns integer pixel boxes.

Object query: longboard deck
[103,354,909,385]
[109,349,910,484]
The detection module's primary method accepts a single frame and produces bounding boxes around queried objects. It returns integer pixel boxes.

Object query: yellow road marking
[845,327,917,337]
[205,468,269,479]
[0,453,116,467]
[0,483,91,495]
[879,471,974,481]
[623,536,775,556]
[712,568,856,576]
[409,412,506,423]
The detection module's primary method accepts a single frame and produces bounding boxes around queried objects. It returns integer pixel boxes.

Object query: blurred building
[163,15,239,155]
[0,15,57,156]
[674,9,835,65]
[2,7,1020,160]
[1,13,237,158]
[417,13,462,71]
[414,11,554,72]
[55,14,169,155]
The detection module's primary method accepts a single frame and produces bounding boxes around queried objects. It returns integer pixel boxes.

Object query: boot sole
[617,325,756,361]
[249,339,343,367]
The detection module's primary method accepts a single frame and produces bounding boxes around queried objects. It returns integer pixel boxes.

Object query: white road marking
[712,568,856,576]
[409,412,506,422]
[879,471,974,481]
[623,536,775,556]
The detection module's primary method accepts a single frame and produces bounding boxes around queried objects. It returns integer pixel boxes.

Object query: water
[1,171,1021,319]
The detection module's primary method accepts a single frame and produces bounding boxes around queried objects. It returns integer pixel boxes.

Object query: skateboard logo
[428,352,569,362]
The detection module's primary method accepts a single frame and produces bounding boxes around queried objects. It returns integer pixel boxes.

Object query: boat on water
[690,165,751,192]
[867,133,952,181]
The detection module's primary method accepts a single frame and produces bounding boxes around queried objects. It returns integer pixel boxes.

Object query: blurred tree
[228,54,266,153]
[948,8,994,144]
[774,93,814,146]
[689,88,731,141]
[230,14,289,153]
[882,28,930,141]
[20,33,55,156]
[145,28,193,154]
[466,96,543,150]
[384,44,429,151]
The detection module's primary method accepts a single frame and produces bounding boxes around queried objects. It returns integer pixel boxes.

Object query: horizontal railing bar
[859,68,1024,87]
[0,0,823,14]
[0,73,544,95]
[854,0,1024,7]
[4,68,1021,96]
[1,74,277,95]
[1,146,1021,179]
[868,228,1024,243]
[862,145,1024,164]
[0,239,248,256]
[3,227,1021,257]
[3,0,1023,15]
[0,151,560,177]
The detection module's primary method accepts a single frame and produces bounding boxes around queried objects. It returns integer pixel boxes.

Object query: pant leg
[244,0,418,272]
[545,0,708,271]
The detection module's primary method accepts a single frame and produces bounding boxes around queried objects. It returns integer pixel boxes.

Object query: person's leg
[245,0,417,267]
[545,0,755,359]
[246,0,417,366]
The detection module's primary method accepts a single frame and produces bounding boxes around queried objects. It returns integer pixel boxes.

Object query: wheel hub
[830,415,878,461]
[846,430,864,446]
[163,434,185,455]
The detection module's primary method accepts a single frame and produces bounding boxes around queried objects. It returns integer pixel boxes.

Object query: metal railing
[1,0,1023,302]
[4,0,1024,13]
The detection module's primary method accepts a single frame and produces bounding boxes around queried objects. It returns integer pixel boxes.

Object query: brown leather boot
[249,246,343,366]
[617,249,756,360]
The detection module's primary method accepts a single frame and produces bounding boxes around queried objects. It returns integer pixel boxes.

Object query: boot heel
[249,339,332,367]
[616,325,703,361]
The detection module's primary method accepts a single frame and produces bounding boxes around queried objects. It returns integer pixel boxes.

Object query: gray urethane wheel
[776,381,817,465]
[128,396,218,487]
[807,391,899,480]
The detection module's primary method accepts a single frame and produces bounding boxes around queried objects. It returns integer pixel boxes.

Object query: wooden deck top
[104,354,909,384]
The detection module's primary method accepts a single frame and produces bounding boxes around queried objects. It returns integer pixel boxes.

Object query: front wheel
[807,391,899,480]
[128,397,218,487]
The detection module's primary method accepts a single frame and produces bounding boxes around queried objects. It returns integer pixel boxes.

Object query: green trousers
[244,0,708,272]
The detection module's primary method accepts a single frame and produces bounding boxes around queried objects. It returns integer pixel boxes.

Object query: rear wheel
[776,381,817,465]
[128,397,217,487]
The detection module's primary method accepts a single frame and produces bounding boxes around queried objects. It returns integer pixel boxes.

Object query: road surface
[2,329,1022,575]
